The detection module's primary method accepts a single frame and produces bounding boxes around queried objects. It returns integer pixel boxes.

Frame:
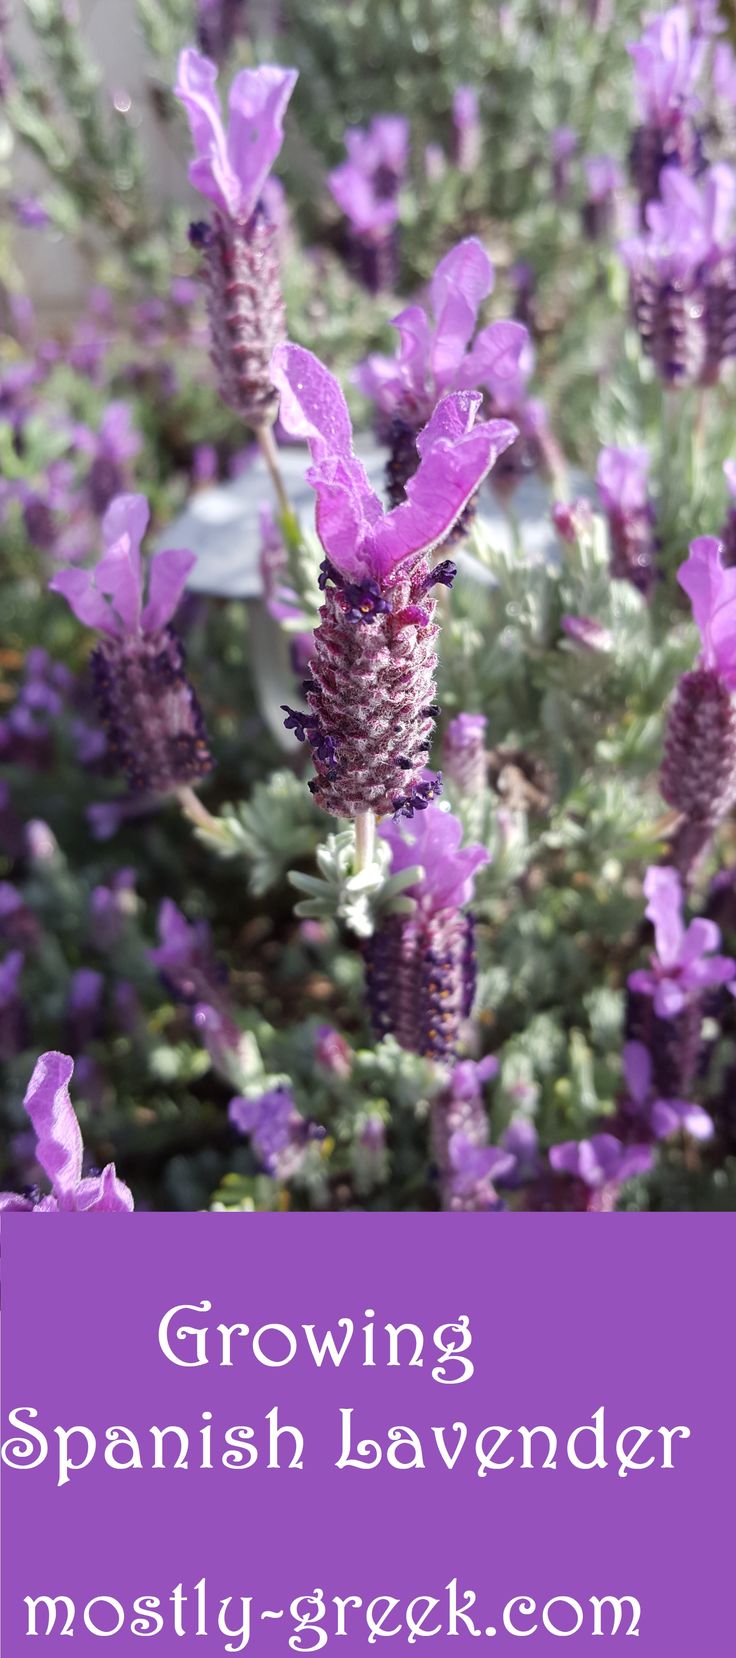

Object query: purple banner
[2,1214,733,1651]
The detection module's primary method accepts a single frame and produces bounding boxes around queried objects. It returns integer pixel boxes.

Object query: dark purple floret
[91,627,213,795]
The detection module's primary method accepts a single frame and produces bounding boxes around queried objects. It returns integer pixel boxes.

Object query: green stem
[256,422,299,543]
[354,811,376,874]
[177,785,225,839]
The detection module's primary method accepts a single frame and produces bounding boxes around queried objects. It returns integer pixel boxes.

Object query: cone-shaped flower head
[596,444,655,594]
[661,537,736,851]
[0,1051,133,1212]
[272,343,516,819]
[628,7,705,215]
[50,494,212,796]
[622,1039,713,1141]
[363,798,488,1061]
[174,47,297,423]
[628,865,736,1016]
[622,165,736,384]
[329,116,408,291]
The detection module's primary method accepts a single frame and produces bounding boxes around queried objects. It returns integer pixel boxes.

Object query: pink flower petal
[227,64,298,223]
[22,1051,82,1203]
[174,48,238,216]
[370,408,517,576]
[429,237,494,389]
[142,547,197,633]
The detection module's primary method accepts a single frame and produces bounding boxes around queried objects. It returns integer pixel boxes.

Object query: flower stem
[354,810,376,874]
[256,421,297,532]
[177,785,225,839]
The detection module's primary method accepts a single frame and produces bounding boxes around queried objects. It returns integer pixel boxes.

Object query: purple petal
[653,981,686,1018]
[623,1040,652,1105]
[429,238,494,389]
[270,342,354,461]
[643,865,684,968]
[677,535,736,685]
[0,1193,35,1212]
[48,568,118,636]
[370,408,517,576]
[142,547,197,632]
[174,48,240,216]
[102,493,150,561]
[22,1052,82,1203]
[456,320,528,392]
[390,304,433,402]
[75,1164,134,1212]
[226,64,298,224]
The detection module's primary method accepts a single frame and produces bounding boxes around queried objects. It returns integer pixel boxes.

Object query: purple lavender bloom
[623,1039,713,1141]
[356,238,526,454]
[551,498,593,544]
[596,444,655,595]
[229,1086,322,1180]
[549,1134,653,1209]
[196,0,249,62]
[271,343,516,820]
[431,1056,509,1210]
[713,40,736,103]
[78,402,141,517]
[89,869,136,951]
[0,1052,133,1213]
[661,537,736,868]
[329,116,409,292]
[67,967,104,1049]
[583,155,624,239]
[50,493,212,796]
[628,7,705,216]
[687,0,726,36]
[150,899,221,1003]
[364,799,488,1061]
[622,164,736,384]
[629,865,735,1017]
[443,712,487,797]
[452,87,481,174]
[175,47,297,425]
[11,195,51,228]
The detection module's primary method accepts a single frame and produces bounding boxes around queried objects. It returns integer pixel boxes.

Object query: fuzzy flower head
[271,342,517,584]
[628,865,736,1016]
[174,48,297,223]
[628,6,705,125]
[380,797,488,915]
[623,1040,713,1141]
[677,534,736,685]
[0,1052,133,1212]
[355,238,527,426]
[49,494,195,640]
[328,115,409,239]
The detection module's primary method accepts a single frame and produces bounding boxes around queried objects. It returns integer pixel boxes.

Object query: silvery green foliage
[191,772,325,896]
[288,830,421,939]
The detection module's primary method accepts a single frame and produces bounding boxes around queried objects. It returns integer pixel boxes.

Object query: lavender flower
[329,116,409,293]
[0,949,24,1059]
[443,712,487,797]
[660,536,736,869]
[50,493,212,797]
[452,88,482,175]
[363,798,488,1061]
[78,402,141,516]
[628,7,705,218]
[596,445,655,595]
[582,156,624,240]
[271,343,516,820]
[356,238,526,505]
[621,164,736,385]
[622,1039,713,1142]
[229,1086,323,1181]
[0,1052,133,1213]
[175,47,297,426]
[431,1055,512,1210]
[549,1134,652,1212]
[196,0,248,61]
[66,967,104,1050]
[628,865,735,1095]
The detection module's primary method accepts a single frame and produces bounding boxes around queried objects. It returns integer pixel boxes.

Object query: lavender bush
[3,1,736,1213]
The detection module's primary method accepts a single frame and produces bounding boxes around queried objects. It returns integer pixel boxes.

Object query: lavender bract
[271,343,516,820]
[628,865,735,1096]
[443,712,488,798]
[363,799,488,1061]
[356,238,526,506]
[596,445,655,595]
[628,7,705,219]
[329,116,409,293]
[50,494,212,797]
[0,1051,133,1212]
[175,47,297,426]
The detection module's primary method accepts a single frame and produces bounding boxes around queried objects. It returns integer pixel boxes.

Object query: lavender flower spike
[622,165,736,386]
[596,445,655,595]
[627,865,735,1097]
[628,7,705,218]
[443,712,487,797]
[175,47,297,425]
[661,537,736,871]
[363,797,488,1061]
[356,237,526,506]
[0,1051,133,1212]
[50,493,212,797]
[329,116,409,293]
[271,343,516,820]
